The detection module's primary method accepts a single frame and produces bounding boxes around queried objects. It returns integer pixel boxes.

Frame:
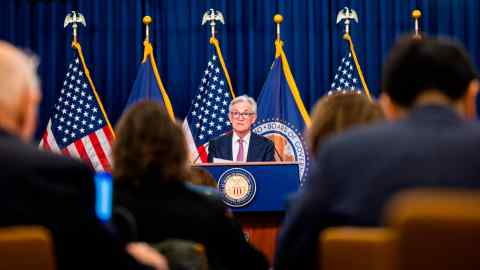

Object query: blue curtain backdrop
[1,0,479,139]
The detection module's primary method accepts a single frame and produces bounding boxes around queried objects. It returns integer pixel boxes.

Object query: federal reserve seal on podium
[218,168,256,207]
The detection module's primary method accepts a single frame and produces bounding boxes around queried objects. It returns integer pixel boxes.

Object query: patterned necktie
[236,139,244,162]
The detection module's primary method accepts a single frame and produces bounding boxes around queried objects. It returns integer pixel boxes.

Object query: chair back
[385,189,480,270]
[0,226,55,270]
[321,227,397,270]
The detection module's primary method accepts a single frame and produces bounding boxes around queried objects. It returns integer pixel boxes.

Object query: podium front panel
[197,162,299,212]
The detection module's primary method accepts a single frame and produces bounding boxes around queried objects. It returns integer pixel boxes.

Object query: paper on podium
[213,157,234,163]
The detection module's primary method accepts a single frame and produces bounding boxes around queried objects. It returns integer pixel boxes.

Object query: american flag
[40,45,114,171]
[183,42,234,163]
[328,51,363,96]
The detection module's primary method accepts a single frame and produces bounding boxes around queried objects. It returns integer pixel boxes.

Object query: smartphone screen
[94,172,113,223]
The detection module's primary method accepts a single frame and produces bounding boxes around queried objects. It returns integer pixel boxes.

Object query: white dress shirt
[232,131,251,162]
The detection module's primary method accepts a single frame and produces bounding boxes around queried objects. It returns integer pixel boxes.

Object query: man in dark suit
[274,36,480,270]
[208,95,275,162]
[0,41,167,270]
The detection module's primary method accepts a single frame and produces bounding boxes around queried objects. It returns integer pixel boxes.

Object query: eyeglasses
[230,111,255,118]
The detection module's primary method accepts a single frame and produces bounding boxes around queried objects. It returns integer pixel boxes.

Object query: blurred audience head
[0,41,41,141]
[381,36,479,120]
[113,101,188,186]
[307,92,384,154]
[188,166,217,188]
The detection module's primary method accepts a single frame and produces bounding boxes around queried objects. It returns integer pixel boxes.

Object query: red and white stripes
[182,120,208,163]
[40,120,113,172]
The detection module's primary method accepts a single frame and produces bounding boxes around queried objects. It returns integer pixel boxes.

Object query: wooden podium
[196,162,300,264]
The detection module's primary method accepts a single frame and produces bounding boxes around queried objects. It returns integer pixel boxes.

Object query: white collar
[232,131,251,144]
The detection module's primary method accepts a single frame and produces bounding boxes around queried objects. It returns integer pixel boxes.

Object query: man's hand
[127,242,169,270]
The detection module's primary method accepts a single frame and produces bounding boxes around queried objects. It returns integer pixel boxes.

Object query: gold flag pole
[273,14,284,58]
[141,16,153,63]
[143,15,152,42]
[272,14,311,126]
[139,15,175,120]
[412,9,422,39]
[274,14,283,42]
[63,11,115,137]
[201,9,234,98]
[336,7,372,100]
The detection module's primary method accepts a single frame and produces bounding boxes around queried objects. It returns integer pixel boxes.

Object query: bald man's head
[0,41,41,141]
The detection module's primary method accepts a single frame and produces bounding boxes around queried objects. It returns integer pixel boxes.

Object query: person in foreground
[0,41,167,270]
[284,92,385,208]
[208,95,275,162]
[113,101,269,270]
[274,36,480,270]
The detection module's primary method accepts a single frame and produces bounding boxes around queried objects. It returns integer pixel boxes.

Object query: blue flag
[125,41,175,120]
[253,40,311,183]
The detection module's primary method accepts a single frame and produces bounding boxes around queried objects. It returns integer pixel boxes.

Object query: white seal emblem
[253,118,310,183]
[218,168,256,208]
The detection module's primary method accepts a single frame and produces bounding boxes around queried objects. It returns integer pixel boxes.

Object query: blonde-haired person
[307,92,384,155]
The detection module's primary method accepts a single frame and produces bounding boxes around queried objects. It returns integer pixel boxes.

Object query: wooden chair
[0,226,55,270]
[385,189,480,270]
[321,227,397,270]
[320,189,480,270]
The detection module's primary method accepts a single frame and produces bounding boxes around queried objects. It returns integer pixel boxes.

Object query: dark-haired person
[0,41,167,270]
[113,101,269,270]
[188,166,218,188]
[207,95,275,162]
[274,36,480,270]
[186,166,223,202]
[306,92,384,155]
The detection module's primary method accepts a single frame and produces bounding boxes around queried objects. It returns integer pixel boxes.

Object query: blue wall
[1,0,479,139]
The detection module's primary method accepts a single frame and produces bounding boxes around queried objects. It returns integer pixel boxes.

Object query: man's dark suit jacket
[207,132,275,162]
[0,130,149,270]
[274,105,480,270]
